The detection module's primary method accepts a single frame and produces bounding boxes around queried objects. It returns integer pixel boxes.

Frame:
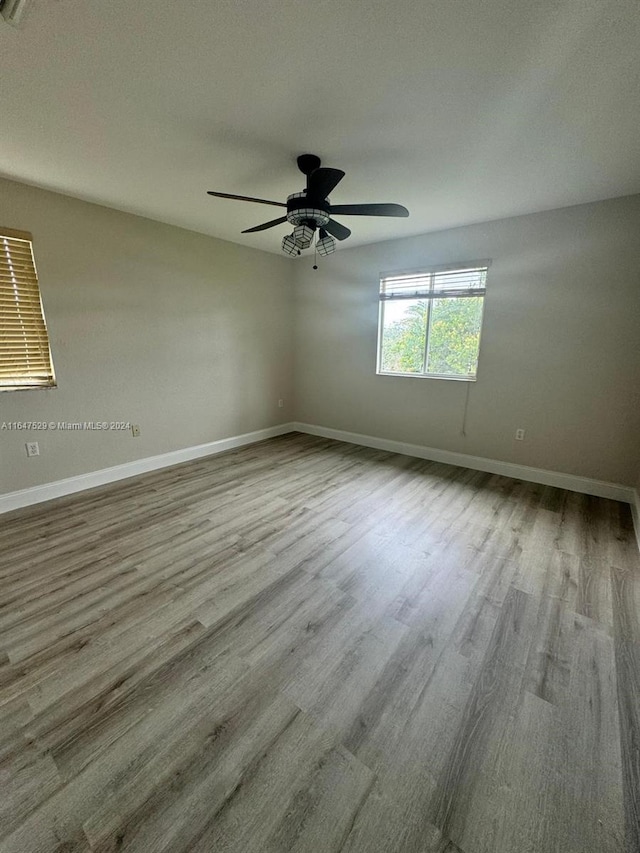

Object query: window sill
[376,371,477,382]
[0,384,58,393]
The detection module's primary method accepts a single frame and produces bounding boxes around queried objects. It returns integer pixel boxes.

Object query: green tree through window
[426,297,483,375]
[381,301,427,373]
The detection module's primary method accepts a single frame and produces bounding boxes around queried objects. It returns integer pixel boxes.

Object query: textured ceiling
[2,0,639,253]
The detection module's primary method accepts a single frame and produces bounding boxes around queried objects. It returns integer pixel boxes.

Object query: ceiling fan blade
[324,219,351,241]
[307,168,345,199]
[207,191,286,208]
[330,203,409,217]
[241,216,288,233]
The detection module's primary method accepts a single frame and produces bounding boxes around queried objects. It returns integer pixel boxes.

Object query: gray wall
[294,195,640,485]
[0,178,294,494]
[2,179,638,496]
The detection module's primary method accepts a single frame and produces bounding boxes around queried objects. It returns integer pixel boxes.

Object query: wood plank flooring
[0,432,638,853]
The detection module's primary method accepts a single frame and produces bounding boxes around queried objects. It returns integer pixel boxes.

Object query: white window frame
[376,260,489,382]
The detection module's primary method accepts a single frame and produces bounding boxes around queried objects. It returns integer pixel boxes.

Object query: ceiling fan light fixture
[293,223,314,249]
[316,230,336,256]
[281,233,298,256]
[286,192,330,227]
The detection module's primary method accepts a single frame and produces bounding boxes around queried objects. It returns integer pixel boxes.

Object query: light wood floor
[1,433,639,853]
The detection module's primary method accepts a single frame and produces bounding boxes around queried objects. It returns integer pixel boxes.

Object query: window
[377,261,488,380]
[0,228,56,390]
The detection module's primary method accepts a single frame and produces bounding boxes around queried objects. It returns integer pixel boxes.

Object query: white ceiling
[2,0,639,253]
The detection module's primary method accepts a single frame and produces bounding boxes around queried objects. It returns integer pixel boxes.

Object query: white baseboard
[293,422,634,504]
[631,489,640,553]
[0,423,295,515]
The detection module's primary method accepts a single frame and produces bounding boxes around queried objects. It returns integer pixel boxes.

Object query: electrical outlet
[131,424,141,437]
[25,441,39,457]
[278,399,284,408]
[515,428,525,441]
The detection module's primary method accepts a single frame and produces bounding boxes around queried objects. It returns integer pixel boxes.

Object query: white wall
[294,194,640,486]
[0,178,294,494]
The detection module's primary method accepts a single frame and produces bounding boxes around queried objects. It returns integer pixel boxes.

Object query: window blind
[380,263,489,300]
[0,228,56,390]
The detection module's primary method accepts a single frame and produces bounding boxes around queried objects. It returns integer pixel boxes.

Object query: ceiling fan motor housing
[286,193,330,228]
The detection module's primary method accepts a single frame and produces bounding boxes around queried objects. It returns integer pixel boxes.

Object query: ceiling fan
[207,154,409,258]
